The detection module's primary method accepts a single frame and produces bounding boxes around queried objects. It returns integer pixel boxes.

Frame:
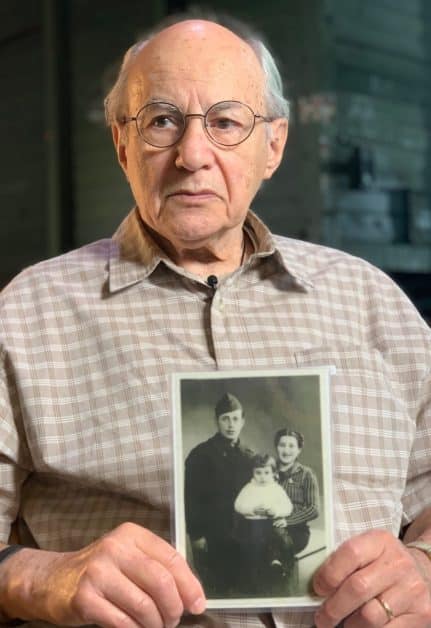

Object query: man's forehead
[218,409,244,419]
[127,20,265,106]
[137,19,258,64]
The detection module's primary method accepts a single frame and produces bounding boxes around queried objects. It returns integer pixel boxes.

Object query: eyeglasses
[121,100,273,148]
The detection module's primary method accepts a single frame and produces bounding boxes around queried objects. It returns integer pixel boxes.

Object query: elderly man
[185,392,254,597]
[0,12,431,628]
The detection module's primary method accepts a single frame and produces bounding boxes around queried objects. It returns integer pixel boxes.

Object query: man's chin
[169,224,225,248]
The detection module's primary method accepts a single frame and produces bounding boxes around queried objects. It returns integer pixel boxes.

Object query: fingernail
[190,596,206,615]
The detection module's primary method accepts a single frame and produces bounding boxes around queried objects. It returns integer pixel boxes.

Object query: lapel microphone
[207,275,218,290]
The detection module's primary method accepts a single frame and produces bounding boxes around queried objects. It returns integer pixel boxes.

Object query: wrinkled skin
[0,523,205,627]
[313,529,431,627]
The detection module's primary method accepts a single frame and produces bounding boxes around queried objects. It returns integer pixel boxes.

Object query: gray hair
[104,11,290,127]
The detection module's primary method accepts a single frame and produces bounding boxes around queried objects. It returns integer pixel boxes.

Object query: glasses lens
[137,103,184,147]
[205,101,255,146]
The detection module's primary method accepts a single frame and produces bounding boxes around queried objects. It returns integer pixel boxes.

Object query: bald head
[125,20,266,121]
[105,14,289,126]
[132,19,263,73]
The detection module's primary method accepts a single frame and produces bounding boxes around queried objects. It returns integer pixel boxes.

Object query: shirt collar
[108,207,165,292]
[108,207,314,293]
[213,431,242,450]
[278,460,302,477]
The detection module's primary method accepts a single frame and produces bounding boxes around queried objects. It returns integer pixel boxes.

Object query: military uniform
[185,431,254,597]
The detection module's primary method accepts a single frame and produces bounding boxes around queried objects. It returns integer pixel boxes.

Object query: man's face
[216,409,245,442]
[113,20,287,252]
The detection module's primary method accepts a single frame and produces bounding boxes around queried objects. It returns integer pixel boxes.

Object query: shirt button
[213,294,224,312]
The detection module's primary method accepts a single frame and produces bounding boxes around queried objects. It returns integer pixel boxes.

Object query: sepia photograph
[172,367,334,609]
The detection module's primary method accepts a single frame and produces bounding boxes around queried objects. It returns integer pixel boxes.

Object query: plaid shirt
[1,207,430,628]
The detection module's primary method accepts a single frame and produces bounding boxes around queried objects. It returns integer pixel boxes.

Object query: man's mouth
[167,189,218,200]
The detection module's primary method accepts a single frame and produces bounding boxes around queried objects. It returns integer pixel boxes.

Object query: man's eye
[210,117,241,130]
[150,115,179,129]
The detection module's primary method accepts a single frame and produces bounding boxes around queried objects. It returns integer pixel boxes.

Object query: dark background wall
[1,0,430,319]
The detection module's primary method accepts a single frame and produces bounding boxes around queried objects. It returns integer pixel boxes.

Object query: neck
[178,235,248,277]
[150,225,251,278]
[279,462,296,472]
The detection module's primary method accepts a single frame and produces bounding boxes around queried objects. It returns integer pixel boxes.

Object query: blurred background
[1,0,430,321]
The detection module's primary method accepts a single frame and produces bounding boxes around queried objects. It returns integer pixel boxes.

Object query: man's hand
[313,529,431,627]
[0,522,206,628]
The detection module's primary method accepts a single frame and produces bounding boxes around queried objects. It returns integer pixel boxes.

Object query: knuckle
[132,596,164,628]
[165,548,183,569]
[358,601,380,625]
[370,528,390,543]
[317,567,338,591]
[115,521,140,538]
[85,558,106,581]
[387,552,409,573]
[164,606,183,625]
[134,593,155,615]
[321,600,339,624]
[157,568,176,590]
[410,578,429,599]
[117,521,137,533]
[70,582,94,618]
[342,537,363,563]
[98,534,122,555]
[116,611,139,628]
[348,572,370,598]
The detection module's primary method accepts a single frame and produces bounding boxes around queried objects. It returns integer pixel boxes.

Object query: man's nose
[174,116,215,171]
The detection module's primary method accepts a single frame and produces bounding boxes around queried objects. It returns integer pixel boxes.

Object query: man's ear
[111,124,129,179]
[263,118,288,180]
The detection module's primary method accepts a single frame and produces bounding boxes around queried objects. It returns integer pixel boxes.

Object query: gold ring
[376,595,394,622]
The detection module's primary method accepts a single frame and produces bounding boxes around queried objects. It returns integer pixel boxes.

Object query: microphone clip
[207,274,218,290]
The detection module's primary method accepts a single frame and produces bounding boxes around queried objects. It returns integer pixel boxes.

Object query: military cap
[215,392,243,417]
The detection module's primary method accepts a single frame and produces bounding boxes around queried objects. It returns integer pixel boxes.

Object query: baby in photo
[234,453,293,596]
[234,453,292,519]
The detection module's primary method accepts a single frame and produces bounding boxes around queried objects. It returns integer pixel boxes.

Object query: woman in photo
[271,428,320,587]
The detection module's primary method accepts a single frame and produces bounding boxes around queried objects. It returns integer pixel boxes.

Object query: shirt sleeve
[285,466,320,526]
[272,484,293,518]
[0,346,32,542]
[234,482,255,516]
[402,368,431,525]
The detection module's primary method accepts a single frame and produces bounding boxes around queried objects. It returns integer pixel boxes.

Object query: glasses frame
[121,100,274,148]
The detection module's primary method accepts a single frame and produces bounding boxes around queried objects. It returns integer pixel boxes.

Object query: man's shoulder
[1,239,114,301]
[273,233,422,311]
[273,233,384,278]
[186,434,218,459]
[186,435,254,462]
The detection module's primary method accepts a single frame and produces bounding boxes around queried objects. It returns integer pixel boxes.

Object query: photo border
[172,366,335,609]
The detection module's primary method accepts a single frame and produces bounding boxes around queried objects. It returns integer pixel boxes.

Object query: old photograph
[172,367,334,609]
